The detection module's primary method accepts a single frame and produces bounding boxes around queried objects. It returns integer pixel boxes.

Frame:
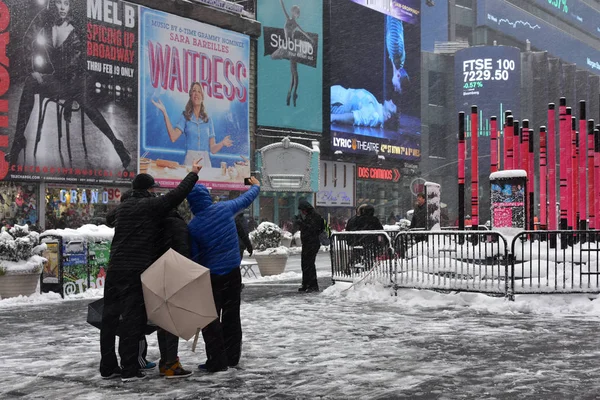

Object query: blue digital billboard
[530,0,600,41]
[478,0,600,75]
[329,0,421,161]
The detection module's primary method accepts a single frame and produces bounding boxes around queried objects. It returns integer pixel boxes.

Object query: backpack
[319,218,332,246]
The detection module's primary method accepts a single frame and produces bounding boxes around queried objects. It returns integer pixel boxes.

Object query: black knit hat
[132,173,160,190]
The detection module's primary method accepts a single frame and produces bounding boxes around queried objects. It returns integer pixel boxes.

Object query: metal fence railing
[330,229,600,299]
[393,230,509,296]
[510,230,600,295]
[330,231,395,286]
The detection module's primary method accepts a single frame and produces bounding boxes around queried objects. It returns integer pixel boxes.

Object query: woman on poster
[270,0,315,107]
[151,82,233,169]
[8,0,132,168]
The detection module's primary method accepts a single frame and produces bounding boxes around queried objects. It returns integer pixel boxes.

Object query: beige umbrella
[141,248,217,341]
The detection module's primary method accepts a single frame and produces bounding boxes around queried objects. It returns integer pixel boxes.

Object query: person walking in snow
[99,161,201,382]
[295,200,325,293]
[187,177,260,373]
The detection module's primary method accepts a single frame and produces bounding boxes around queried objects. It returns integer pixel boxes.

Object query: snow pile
[253,246,290,256]
[40,224,114,243]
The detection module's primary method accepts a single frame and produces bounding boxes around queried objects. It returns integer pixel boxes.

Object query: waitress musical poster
[139,7,250,190]
[2,0,139,184]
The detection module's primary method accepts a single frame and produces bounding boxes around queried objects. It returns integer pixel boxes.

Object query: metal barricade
[392,231,509,296]
[510,231,600,295]
[330,231,395,286]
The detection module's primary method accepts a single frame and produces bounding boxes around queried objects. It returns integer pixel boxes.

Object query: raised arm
[225,183,260,215]
[151,98,183,142]
[280,0,290,19]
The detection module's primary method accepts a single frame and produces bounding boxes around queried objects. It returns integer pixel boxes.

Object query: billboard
[478,0,600,75]
[454,45,522,140]
[317,161,355,207]
[257,0,322,133]
[2,0,139,184]
[530,0,600,42]
[139,7,250,190]
[350,0,420,24]
[329,0,421,162]
[454,46,521,221]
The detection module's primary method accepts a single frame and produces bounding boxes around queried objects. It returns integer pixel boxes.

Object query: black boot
[114,140,131,169]
[6,137,27,165]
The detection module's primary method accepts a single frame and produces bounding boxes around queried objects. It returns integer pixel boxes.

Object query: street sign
[357,166,401,182]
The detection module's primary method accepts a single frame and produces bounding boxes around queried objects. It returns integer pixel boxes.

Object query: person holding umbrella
[154,208,194,379]
[99,159,202,382]
[187,177,260,372]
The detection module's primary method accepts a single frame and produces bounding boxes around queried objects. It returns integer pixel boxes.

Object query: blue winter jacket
[187,184,260,275]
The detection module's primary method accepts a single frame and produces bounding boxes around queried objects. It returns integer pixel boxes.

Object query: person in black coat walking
[99,160,201,382]
[295,200,324,292]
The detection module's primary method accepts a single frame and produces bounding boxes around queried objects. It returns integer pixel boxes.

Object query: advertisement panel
[490,177,526,230]
[329,0,421,161]
[139,7,250,190]
[317,161,354,207]
[454,46,521,222]
[3,0,139,184]
[257,0,322,133]
[478,0,600,75]
[62,238,88,295]
[454,46,521,137]
[350,0,420,24]
[42,240,60,284]
[530,0,600,41]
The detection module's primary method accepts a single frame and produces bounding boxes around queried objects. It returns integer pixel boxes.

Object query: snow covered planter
[0,225,45,299]
[249,222,289,276]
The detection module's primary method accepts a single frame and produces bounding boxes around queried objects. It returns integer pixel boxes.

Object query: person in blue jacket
[187,176,260,372]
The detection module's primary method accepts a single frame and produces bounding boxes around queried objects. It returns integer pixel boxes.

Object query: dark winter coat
[295,200,324,247]
[410,203,427,230]
[235,213,252,257]
[160,210,190,258]
[105,172,198,273]
[354,206,384,231]
[187,184,260,275]
[354,205,384,247]
[345,214,360,231]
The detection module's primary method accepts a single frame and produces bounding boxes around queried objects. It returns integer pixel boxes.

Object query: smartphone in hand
[244,177,252,185]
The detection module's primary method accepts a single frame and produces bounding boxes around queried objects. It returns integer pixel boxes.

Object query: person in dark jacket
[155,209,194,379]
[345,204,366,232]
[410,193,427,230]
[235,213,253,259]
[187,177,260,373]
[354,204,385,251]
[295,200,324,293]
[99,161,201,382]
[355,205,384,231]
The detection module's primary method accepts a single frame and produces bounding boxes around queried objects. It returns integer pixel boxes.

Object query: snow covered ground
[3,252,600,399]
